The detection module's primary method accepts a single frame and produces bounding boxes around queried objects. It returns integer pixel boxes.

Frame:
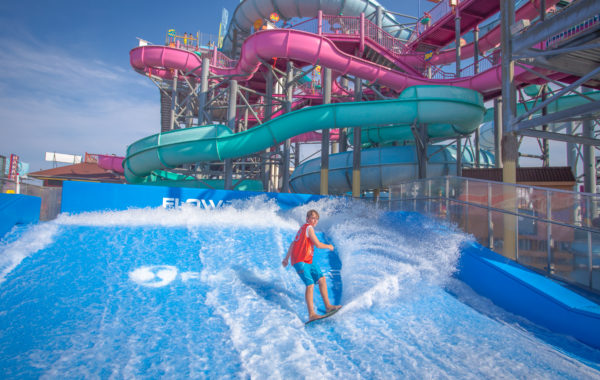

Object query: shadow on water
[233,266,302,315]
[328,250,343,307]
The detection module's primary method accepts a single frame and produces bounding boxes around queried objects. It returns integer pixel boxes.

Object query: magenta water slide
[131,29,542,100]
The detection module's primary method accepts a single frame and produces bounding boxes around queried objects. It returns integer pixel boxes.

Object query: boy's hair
[306,209,320,219]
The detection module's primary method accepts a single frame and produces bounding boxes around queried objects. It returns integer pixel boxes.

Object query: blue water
[1,197,599,378]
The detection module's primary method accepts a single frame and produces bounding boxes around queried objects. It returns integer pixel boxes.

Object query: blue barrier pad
[457,241,600,349]
[0,193,41,239]
[61,181,327,214]
[490,259,600,315]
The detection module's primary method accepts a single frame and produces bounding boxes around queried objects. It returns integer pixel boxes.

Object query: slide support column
[320,67,332,195]
[170,70,179,130]
[456,138,462,176]
[225,79,237,190]
[455,6,461,77]
[198,57,210,126]
[282,62,294,192]
[352,76,362,198]
[501,0,518,260]
[474,26,480,167]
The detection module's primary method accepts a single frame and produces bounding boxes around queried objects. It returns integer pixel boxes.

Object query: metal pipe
[320,67,332,195]
[583,88,597,195]
[359,12,365,55]
[546,190,553,274]
[542,85,549,167]
[318,10,323,35]
[488,182,493,248]
[456,138,462,176]
[352,76,362,198]
[282,62,294,192]
[455,6,461,77]
[170,71,179,130]
[262,70,274,190]
[225,79,237,190]
[198,58,210,126]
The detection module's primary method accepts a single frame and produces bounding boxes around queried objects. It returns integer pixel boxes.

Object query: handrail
[388,176,600,293]
[459,50,499,77]
[415,0,453,37]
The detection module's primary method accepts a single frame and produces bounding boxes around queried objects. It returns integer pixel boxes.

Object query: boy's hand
[329,244,334,251]
[282,257,289,267]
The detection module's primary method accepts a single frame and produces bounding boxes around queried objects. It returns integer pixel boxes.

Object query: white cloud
[0,35,159,172]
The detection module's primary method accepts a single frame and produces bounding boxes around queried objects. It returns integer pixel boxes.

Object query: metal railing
[459,50,499,77]
[364,19,409,56]
[388,176,600,293]
[545,13,600,48]
[322,15,360,36]
[413,0,454,38]
[210,50,237,69]
[284,17,318,34]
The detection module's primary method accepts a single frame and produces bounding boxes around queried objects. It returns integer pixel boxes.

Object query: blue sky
[0,0,564,174]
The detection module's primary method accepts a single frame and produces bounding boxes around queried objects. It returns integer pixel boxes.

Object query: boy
[282,209,341,321]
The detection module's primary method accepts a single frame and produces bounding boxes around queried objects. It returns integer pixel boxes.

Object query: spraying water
[0,197,598,378]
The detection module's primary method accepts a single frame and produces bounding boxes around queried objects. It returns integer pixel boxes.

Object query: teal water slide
[290,145,495,194]
[123,86,485,185]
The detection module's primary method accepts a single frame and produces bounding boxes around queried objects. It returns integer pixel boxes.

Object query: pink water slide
[97,155,125,173]
[131,28,544,101]
[130,0,565,101]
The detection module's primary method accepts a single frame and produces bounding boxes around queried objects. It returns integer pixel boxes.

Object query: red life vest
[291,223,314,265]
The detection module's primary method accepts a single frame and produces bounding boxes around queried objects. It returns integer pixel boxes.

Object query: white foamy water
[0,196,598,378]
[129,265,178,287]
[0,223,59,284]
[55,194,298,230]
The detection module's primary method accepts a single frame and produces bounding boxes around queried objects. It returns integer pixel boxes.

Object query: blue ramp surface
[0,201,598,377]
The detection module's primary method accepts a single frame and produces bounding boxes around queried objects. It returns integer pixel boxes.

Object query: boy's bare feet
[326,305,342,313]
[308,313,324,322]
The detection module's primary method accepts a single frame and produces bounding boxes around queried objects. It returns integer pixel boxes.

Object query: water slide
[289,87,600,194]
[132,28,541,100]
[123,86,485,184]
[290,145,495,194]
[126,0,569,190]
[220,0,412,56]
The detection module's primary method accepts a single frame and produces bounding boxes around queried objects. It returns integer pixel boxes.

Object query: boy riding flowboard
[282,210,341,323]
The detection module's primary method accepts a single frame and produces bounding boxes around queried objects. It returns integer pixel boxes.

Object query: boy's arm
[308,226,334,251]
[282,242,293,267]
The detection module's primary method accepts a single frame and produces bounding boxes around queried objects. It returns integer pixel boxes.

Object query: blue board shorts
[293,262,324,286]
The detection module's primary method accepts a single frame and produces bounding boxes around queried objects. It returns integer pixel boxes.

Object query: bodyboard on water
[305,306,342,325]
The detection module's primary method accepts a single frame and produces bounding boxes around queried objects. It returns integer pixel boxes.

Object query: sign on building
[8,154,19,180]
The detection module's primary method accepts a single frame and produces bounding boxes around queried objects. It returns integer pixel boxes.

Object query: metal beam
[514,43,600,59]
[352,76,362,198]
[512,65,600,126]
[516,129,600,146]
[225,80,237,190]
[320,67,331,195]
[513,100,600,131]
[512,0,600,54]
[513,62,599,102]
[282,61,294,193]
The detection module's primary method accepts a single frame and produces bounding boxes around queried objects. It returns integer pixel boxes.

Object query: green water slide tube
[123,86,485,184]
[140,170,263,191]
